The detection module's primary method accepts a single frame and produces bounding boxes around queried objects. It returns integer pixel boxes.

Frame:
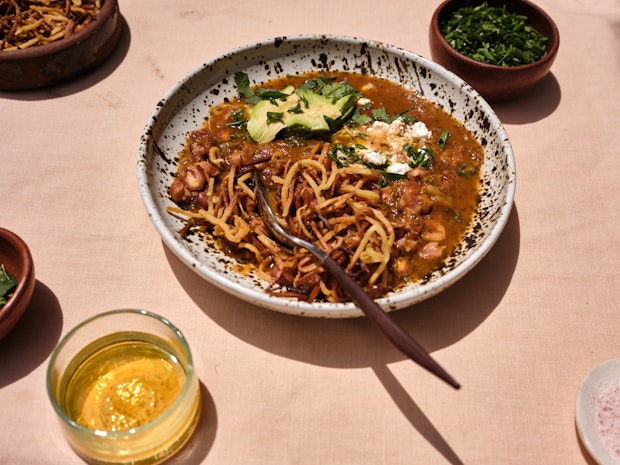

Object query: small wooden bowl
[0,0,122,91]
[0,228,35,340]
[429,0,560,101]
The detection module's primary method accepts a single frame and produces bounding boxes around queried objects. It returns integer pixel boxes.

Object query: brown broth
[170,72,484,301]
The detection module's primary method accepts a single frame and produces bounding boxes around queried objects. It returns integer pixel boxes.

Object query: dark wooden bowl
[0,228,35,340]
[429,0,560,101]
[0,0,122,91]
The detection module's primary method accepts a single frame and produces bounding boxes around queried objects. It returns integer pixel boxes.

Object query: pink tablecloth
[1,1,619,464]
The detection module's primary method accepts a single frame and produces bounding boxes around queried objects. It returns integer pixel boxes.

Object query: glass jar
[47,309,201,465]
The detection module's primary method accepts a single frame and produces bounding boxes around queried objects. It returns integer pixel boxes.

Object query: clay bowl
[0,0,122,91]
[0,228,35,340]
[429,0,560,101]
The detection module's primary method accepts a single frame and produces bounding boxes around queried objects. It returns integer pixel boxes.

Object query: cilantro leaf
[440,2,548,66]
[234,72,254,100]
[0,264,18,307]
[439,129,450,150]
[404,144,435,169]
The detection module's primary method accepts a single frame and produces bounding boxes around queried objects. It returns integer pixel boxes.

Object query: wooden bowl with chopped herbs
[429,0,559,101]
[0,228,35,340]
[0,0,122,91]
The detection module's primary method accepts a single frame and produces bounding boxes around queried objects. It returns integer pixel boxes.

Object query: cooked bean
[169,180,188,202]
[182,165,206,191]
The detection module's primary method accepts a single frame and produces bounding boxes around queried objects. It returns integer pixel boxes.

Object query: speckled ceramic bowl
[137,35,516,318]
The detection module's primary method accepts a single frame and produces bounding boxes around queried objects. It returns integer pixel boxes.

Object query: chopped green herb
[298,75,361,103]
[438,129,450,150]
[328,144,363,167]
[256,88,291,103]
[266,111,284,124]
[351,109,372,126]
[377,171,408,187]
[0,264,17,307]
[234,72,258,104]
[287,104,304,114]
[404,144,435,169]
[226,109,247,128]
[457,164,468,177]
[440,2,548,66]
[372,107,416,124]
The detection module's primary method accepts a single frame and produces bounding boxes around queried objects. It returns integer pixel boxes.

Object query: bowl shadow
[0,15,131,101]
[164,204,521,371]
[0,280,63,388]
[163,205,520,465]
[491,72,562,124]
[576,421,600,465]
[164,382,217,465]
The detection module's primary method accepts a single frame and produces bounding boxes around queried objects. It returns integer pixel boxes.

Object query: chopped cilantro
[440,2,549,66]
[226,109,247,128]
[351,109,372,126]
[266,111,284,124]
[404,144,435,169]
[234,72,258,104]
[256,88,291,104]
[377,171,408,187]
[371,107,416,124]
[287,104,304,114]
[438,129,450,150]
[0,264,17,307]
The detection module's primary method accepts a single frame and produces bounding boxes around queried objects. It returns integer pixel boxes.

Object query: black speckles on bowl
[137,35,516,318]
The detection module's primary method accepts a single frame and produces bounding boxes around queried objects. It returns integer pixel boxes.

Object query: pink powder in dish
[597,383,620,462]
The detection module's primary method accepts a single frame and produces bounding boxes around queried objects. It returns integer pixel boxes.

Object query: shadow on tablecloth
[0,280,63,388]
[166,202,521,372]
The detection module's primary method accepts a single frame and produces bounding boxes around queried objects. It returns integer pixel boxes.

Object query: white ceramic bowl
[576,359,620,465]
[137,35,516,318]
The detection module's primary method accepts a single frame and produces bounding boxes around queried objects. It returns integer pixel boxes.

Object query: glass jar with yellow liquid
[47,309,201,465]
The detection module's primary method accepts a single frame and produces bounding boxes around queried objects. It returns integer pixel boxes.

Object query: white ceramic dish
[576,359,620,465]
[137,34,516,318]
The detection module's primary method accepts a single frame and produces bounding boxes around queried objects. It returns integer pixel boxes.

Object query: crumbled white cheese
[367,121,390,138]
[357,97,372,107]
[337,116,433,175]
[412,121,432,139]
[387,162,411,175]
[387,118,403,134]
[360,149,386,166]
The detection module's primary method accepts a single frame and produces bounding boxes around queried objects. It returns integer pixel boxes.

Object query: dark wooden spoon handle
[321,255,460,389]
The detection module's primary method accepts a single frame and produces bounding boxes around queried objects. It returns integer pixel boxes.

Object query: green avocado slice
[246,86,297,144]
[246,85,356,143]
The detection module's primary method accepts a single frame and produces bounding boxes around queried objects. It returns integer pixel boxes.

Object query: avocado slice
[246,86,297,144]
[246,85,356,143]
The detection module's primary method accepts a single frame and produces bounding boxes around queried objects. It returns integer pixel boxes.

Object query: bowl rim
[431,0,560,72]
[0,0,118,63]
[0,227,34,322]
[137,34,516,317]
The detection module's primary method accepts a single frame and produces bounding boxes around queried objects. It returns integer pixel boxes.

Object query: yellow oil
[63,336,186,432]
